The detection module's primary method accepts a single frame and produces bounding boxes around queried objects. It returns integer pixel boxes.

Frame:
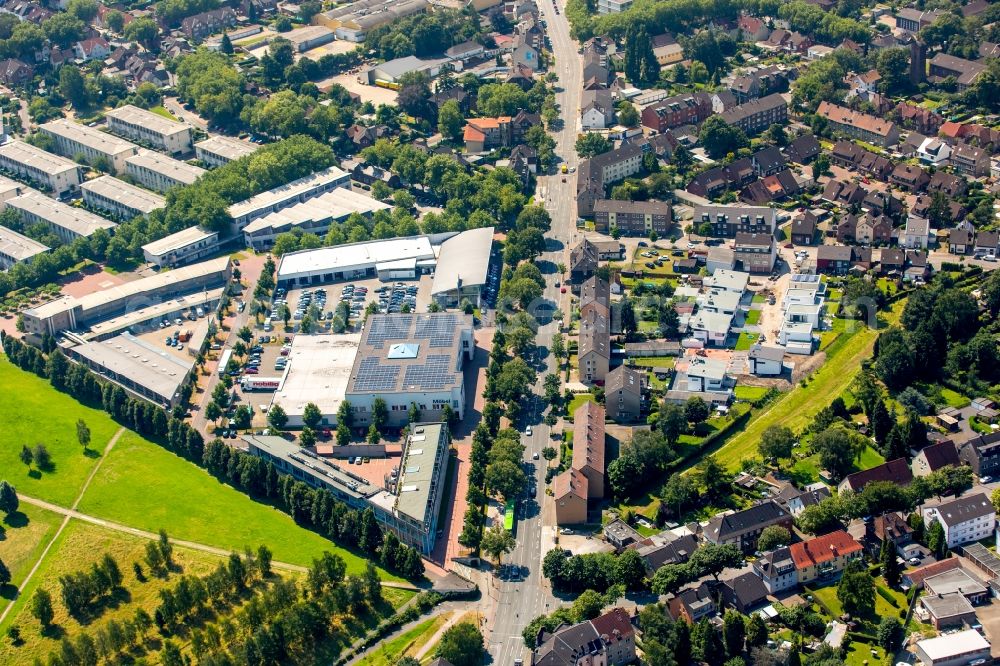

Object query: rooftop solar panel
[415,314,455,347]
[402,354,454,390]
[366,314,413,348]
[352,357,400,392]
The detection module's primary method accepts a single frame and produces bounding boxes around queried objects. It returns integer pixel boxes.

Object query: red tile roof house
[790,529,864,585]
[838,458,913,493]
[912,440,960,476]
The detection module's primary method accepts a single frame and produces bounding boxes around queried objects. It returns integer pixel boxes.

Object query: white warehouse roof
[431,226,494,296]
[277,235,437,282]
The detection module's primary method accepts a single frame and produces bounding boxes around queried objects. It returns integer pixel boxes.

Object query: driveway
[975,599,1000,659]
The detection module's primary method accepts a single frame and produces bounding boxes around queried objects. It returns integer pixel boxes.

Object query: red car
[245,367,259,374]
[321,427,332,438]
[560,287,567,293]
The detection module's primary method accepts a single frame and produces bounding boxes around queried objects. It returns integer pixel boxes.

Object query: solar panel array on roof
[414,314,456,347]
[366,315,413,348]
[402,354,454,390]
[352,357,400,392]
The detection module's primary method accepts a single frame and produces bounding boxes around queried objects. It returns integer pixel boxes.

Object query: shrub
[875,585,898,607]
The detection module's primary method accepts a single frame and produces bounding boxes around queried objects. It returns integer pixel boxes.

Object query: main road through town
[486,0,583,663]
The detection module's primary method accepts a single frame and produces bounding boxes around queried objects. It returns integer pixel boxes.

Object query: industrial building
[0,140,82,196]
[282,25,335,52]
[430,226,495,307]
[314,0,429,42]
[125,149,206,193]
[0,225,48,269]
[268,333,362,428]
[242,187,391,250]
[276,228,494,302]
[66,331,197,408]
[40,118,139,174]
[81,175,166,220]
[195,135,258,168]
[21,256,231,339]
[364,55,450,85]
[8,191,116,243]
[243,421,449,554]
[141,226,220,268]
[105,104,194,155]
[228,166,351,231]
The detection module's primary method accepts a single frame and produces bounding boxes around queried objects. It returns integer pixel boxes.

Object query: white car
[559,528,572,535]
[525,425,533,436]
[532,452,539,460]
[980,476,993,484]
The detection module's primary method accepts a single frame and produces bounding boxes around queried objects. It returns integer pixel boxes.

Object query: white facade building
[0,225,48,269]
[0,140,81,196]
[40,119,138,174]
[228,166,351,231]
[125,149,206,193]
[195,135,257,168]
[923,492,997,549]
[141,226,220,268]
[106,104,193,155]
[81,175,166,220]
[8,191,116,243]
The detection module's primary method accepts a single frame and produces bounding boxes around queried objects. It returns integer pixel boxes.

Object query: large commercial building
[195,135,258,168]
[40,119,139,173]
[314,0,429,42]
[125,149,206,193]
[243,421,449,554]
[21,256,231,339]
[8,191,116,243]
[430,226,495,308]
[66,331,197,408]
[0,225,48,269]
[276,228,494,301]
[228,166,351,232]
[141,226,220,268]
[914,629,990,666]
[106,104,194,155]
[0,140,82,196]
[242,187,391,251]
[81,175,166,220]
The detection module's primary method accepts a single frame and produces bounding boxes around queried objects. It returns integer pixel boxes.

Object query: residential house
[577,145,644,217]
[640,94,712,133]
[959,434,1000,478]
[579,276,611,320]
[569,238,598,282]
[751,146,787,177]
[838,458,912,493]
[688,311,733,347]
[816,101,900,148]
[532,608,636,666]
[879,247,905,274]
[506,144,538,187]
[790,530,864,585]
[593,199,672,236]
[728,66,790,104]
[748,344,784,376]
[791,213,817,246]
[686,356,729,392]
[915,137,952,166]
[581,88,615,130]
[923,493,996,549]
[764,29,811,54]
[921,593,977,630]
[553,468,588,524]
[949,222,975,255]
[571,401,606,499]
[719,93,787,136]
[862,190,903,219]
[816,245,853,275]
[902,216,930,250]
[866,512,913,557]
[651,33,684,67]
[821,179,867,208]
[905,249,930,282]
[604,519,642,550]
[828,140,894,178]
[668,580,717,623]
[429,87,472,115]
[928,53,986,91]
[463,111,538,153]
[592,240,624,261]
[895,8,943,33]
[889,163,930,192]
[784,134,820,164]
[604,365,645,423]
[692,205,775,238]
[837,213,892,246]
[739,170,799,205]
[927,171,967,198]
[181,7,237,40]
[912,440,960,477]
[720,571,770,613]
[895,101,943,136]
[773,482,830,517]
[346,124,388,149]
[686,158,756,198]
[0,58,32,86]
[737,13,771,42]
[974,230,999,258]
[74,37,111,62]
[951,142,990,178]
[734,232,776,274]
[753,547,798,593]
[579,309,610,384]
[844,69,882,100]
[703,500,793,553]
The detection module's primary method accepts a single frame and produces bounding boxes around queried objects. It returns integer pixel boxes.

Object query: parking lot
[136,312,212,362]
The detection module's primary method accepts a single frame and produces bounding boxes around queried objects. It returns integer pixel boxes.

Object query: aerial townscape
[2,0,1000,665]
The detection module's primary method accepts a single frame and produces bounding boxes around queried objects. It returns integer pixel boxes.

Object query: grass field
[733,385,769,402]
[78,432,399,578]
[628,357,677,368]
[567,393,596,416]
[709,323,881,472]
[357,613,450,666]
[0,358,120,505]
[148,105,179,121]
[735,331,759,351]
[0,520,231,663]
[0,503,62,589]
[745,309,761,325]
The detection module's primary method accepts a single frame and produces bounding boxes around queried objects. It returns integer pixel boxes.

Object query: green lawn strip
[628,357,677,368]
[745,309,761,325]
[148,105,179,121]
[710,325,879,472]
[77,432,402,579]
[855,444,885,471]
[382,586,418,610]
[751,293,766,304]
[567,393,596,416]
[938,386,971,408]
[735,331,759,351]
[357,614,447,666]
[0,503,63,588]
[733,385,769,402]
[0,357,120,505]
[0,519,232,662]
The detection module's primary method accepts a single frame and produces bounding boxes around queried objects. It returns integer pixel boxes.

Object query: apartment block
[81,175,166,220]
[816,101,900,147]
[593,199,671,235]
[106,104,193,155]
[40,119,139,173]
[0,225,48,269]
[719,93,787,136]
[125,149,206,193]
[0,140,82,196]
[8,191,116,243]
[195,135,258,168]
[693,205,776,238]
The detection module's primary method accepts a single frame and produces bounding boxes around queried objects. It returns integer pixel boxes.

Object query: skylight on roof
[387,342,419,359]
